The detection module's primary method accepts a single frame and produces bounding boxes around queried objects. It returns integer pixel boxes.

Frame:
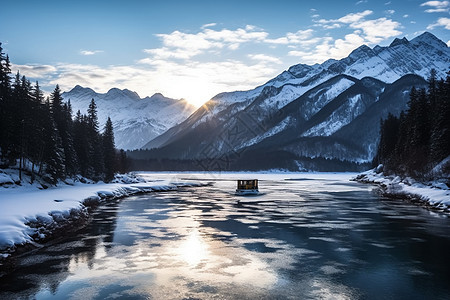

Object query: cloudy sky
[1,0,449,106]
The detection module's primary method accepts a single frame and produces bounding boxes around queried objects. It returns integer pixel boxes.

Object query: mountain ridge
[137,32,447,171]
[62,86,196,150]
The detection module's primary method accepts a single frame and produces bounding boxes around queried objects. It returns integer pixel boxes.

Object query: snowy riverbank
[352,167,450,213]
[0,172,208,261]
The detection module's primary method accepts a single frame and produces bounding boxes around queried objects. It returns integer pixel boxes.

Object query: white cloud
[289,33,366,64]
[57,25,324,104]
[201,23,217,29]
[350,18,402,44]
[425,8,449,12]
[421,1,449,12]
[27,25,301,105]
[265,29,314,44]
[248,54,282,64]
[80,50,103,56]
[143,25,276,61]
[317,10,373,25]
[421,1,449,7]
[49,60,274,106]
[427,17,450,29]
[356,0,368,4]
[403,14,409,18]
[12,18,404,107]
[11,64,57,79]
[447,40,450,46]
[385,9,395,15]
[310,11,401,62]
[321,23,342,29]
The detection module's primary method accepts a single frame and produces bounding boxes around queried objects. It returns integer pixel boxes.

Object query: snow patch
[302,94,363,137]
[303,78,355,121]
[0,172,209,258]
[352,167,450,212]
[238,117,292,149]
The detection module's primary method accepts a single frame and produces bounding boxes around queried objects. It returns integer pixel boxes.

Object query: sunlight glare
[178,230,209,267]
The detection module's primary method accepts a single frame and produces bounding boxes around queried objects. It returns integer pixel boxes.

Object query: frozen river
[1,173,449,299]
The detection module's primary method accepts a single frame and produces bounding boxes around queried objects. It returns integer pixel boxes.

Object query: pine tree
[375,113,399,171]
[430,74,450,163]
[50,86,77,176]
[0,44,11,164]
[0,43,124,184]
[102,117,116,182]
[29,81,45,182]
[87,98,99,132]
[376,71,450,179]
[73,110,90,177]
[86,98,103,179]
[117,149,130,174]
[41,98,64,184]
[50,85,63,114]
[0,43,11,99]
[394,111,408,173]
[18,75,33,180]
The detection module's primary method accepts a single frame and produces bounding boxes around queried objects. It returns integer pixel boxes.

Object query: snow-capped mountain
[139,32,448,171]
[62,86,196,150]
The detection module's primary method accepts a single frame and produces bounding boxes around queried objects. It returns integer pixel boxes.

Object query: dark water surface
[1,173,449,299]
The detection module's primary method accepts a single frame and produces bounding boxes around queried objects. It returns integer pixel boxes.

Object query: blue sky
[1,0,449,106]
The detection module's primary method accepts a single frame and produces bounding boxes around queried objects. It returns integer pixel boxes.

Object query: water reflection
[0,173,449,300]
[176,229,209,266]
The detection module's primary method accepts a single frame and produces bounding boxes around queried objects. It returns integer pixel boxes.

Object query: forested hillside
[0,43,128,184]
[374,70,450,180]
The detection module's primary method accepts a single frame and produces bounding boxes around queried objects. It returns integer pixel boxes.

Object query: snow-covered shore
[0,172,208,261]
[352,167,450,213]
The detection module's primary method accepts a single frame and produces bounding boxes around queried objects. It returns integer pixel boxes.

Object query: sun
[173,79,218,108]
[183,96,209,108]
[181,90,213,109]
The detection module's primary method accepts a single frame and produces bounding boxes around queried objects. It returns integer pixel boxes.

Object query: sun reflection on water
[177,229,209,267]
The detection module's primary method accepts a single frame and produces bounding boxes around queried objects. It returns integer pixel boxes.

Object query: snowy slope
[62,86,196,150]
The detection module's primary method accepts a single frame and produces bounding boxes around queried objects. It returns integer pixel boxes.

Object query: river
[1,173,449,299]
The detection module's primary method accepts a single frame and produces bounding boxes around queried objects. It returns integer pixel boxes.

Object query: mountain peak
[389,37,409,48]
[348,44,373,60]
[150,92,165,99]
[411,32,447,47]
[105,87,140,101]
[68,85,95,95]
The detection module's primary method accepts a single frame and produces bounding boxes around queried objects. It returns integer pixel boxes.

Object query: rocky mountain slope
[138,32,449,170]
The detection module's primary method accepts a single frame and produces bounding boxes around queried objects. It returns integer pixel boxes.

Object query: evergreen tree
[18,75,33,179]
[117,149,130,174]
[29,81,45,182]
[376,70,450,179]
[375,113,399,171]
[50,86,77,176]
[0,43,123,184]
[430,73,450,163]
[87,98,99,132]
[102,117,116,182]
[394,111,408,173]
[0,43,11,99]
[86,98,104,179]
[0,44,12,164]
[73,110,90,177]
[41,98,64,183]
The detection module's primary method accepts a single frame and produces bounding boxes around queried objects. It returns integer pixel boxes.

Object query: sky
[1,0,449,107]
